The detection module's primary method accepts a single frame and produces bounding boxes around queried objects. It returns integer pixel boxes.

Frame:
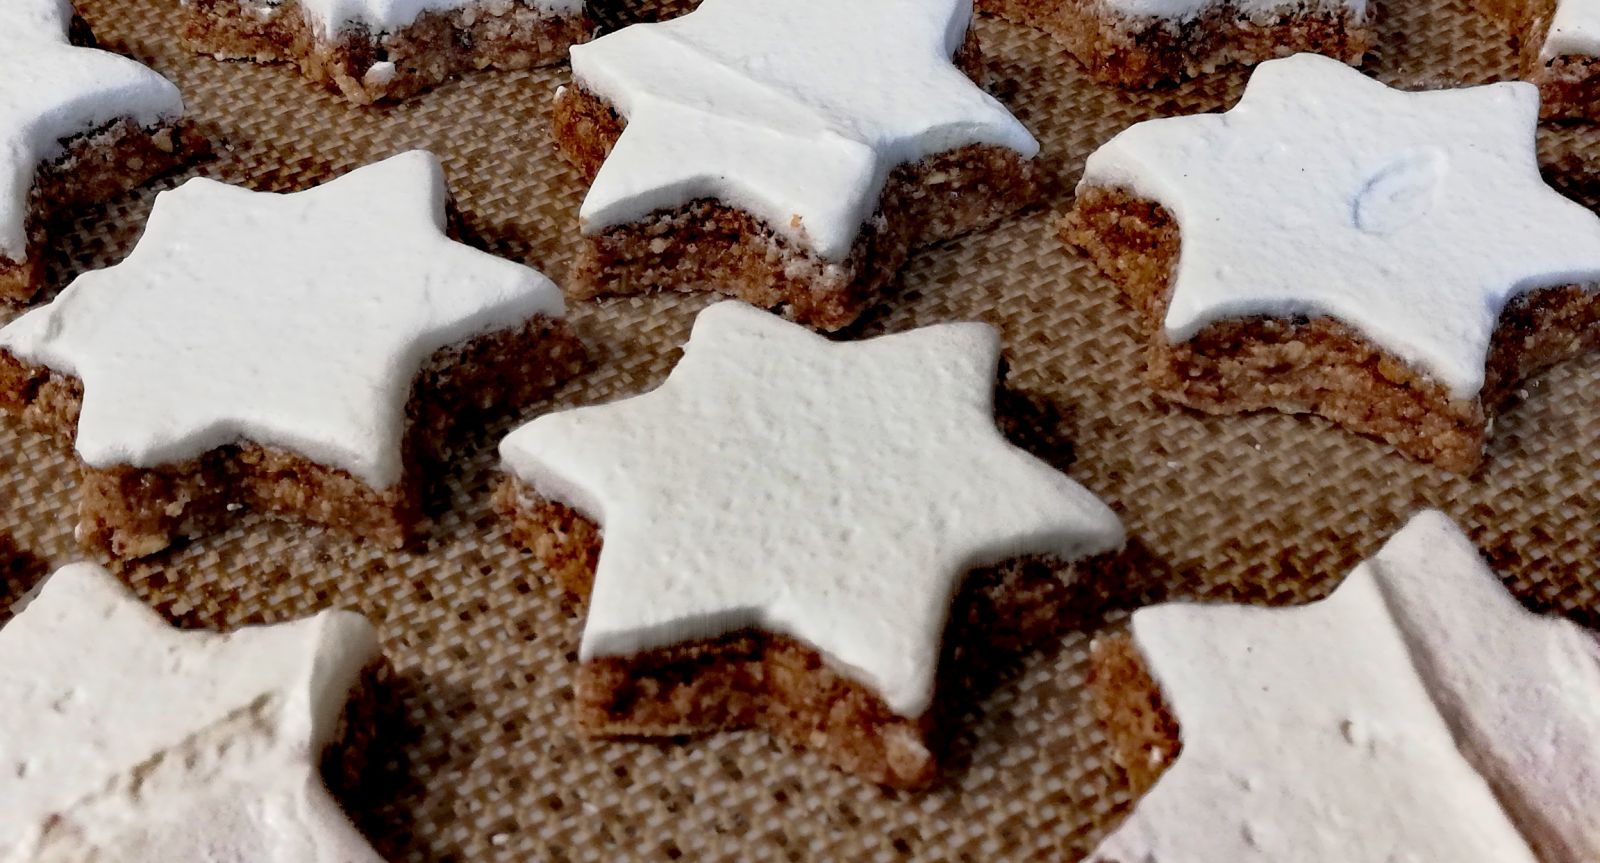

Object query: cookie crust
[181,0,592,105]
[1490,0,1600,120]
[976,0,1373,87]
[551,32,1041,331]
[0,315,584,558]
[1061,185,1600,473]
[494,479,1124,789]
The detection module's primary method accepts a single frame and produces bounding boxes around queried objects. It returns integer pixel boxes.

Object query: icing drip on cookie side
[0,150,566,488]
[500,301,1123,718]
[0,563,384,863]
[1088,510,1600,862]
[290,0,585,39]
[1078,53,1600,400]
[568,0,1039,262]
[1546,0,1600,58]
[0,0,185,262]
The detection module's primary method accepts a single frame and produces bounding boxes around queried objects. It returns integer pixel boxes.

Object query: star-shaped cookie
[1065,53,1600,471]
[0,149,578,557]
[499,301,1124,784]
[1,0,194,301]
[572,0,1037,261]
[1089,510,1600,862]
[0,562,385,861]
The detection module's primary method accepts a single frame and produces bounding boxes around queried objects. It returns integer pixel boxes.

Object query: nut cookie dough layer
[1062,186,1600,473]
[181,0,592,105]
[975,0,1372,87]
[552,35,1041,331]
[1,117,206,304]
[0,316,583,558]
[495,482,1125,789]
[1490,0,1600,120]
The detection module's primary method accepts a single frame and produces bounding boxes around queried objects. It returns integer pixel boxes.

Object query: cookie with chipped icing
[1491,0,1600,119]
[1063,54,1600,473]
[181,0,591,105]
[0,562,387,863]
[1,0,205,303]
[553,0,1042,331]
[1087,510,1600,863]
[494,301,1125,788]
[976,0,1372,86]
[0,150,584,559]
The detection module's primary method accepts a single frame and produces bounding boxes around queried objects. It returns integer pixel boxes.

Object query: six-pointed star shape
[501,301,1124,717]
[0,149,564,489]
[570,0,1039,260]
[1079,53,1600,399]
[1092,510,1600,863]
[0,563,383,862]
[0,0,184,262]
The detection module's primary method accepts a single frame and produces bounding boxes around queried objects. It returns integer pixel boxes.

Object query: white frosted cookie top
[294,0,583,39]
[570,0,1039,262]
[0,563,384,862]
[500,301,1124,718]
[1546,0,1600,57]
[0,150,565,489]
[1090,510,1600,862]
[1104,0,1364,25]
[1078,53,1600,400]
[0,0,185,262]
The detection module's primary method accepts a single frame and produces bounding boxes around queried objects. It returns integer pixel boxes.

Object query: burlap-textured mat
[2,0,1596,859]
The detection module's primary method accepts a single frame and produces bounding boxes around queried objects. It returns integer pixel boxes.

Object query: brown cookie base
[550,32,1041,331]
[1490,0,1600,120]
[976,0,1372,87]
[1061,185,1600,473]
[0,316,584,559]
[1087,631,1181,801]
[181,0,592,105]
[1,118,206,304]
[494,480,1125,789]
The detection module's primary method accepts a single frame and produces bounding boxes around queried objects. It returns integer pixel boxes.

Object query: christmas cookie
[1493,0,1600,119]
[553,0,1042,331]
[1063,54,1600,473]
[2,0,205,303]
[0,562,386,861]
[0,150,584,558]
[495,301,1125,787]
[1088,510,1600,862]
[181,0,592,105]
[976,0,1372,86]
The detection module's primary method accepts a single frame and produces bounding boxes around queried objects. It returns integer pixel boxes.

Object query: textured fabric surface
[1,0,1596,860]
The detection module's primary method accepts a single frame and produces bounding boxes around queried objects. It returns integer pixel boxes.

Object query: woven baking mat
[3,0,1597,860]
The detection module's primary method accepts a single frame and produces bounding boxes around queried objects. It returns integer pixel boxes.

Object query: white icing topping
[1546,0,1600,58]
[569,0,1039,262]
[500,301,1124,717]
[0,0,185,262]
[292,0,583,38]
[0,562,385,862]
[1090,510,1600,862]
[0,150,566,488]
[1104,0,1365,25]
[1078,53,1600,399]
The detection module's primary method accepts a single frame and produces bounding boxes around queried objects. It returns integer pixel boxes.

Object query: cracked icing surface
[0,562,383,862]
[0,150,565,488]
[1091,510,1600,862]
[569,0,1039,262]
[1078,53,1600,400]
[0,0,185,262]
[499,301,1124,718]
